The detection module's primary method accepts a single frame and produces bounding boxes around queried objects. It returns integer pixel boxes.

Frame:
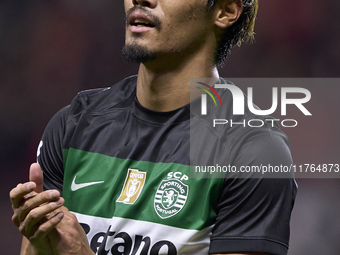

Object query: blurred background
[1,0,339,254]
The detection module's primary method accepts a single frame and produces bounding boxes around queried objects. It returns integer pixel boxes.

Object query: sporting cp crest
[116,169,147,205]
[154,179,189,219]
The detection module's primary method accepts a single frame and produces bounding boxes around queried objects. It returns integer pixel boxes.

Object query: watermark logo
[196,82,222,115]
[198,82,312,128]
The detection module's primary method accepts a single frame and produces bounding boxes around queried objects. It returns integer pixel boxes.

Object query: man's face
[123,0,215,63]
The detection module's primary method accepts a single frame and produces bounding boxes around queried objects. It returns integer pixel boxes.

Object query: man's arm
[209,128,297,255]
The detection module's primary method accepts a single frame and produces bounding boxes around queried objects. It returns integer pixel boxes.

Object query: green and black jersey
[38,76,297,255]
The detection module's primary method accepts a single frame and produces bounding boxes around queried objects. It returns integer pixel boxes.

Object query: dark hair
[206,0,259,66]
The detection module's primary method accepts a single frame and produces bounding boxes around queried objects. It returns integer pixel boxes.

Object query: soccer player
[10,0,297,254]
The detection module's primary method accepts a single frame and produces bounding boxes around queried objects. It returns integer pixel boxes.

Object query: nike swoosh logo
[71,176,104,191]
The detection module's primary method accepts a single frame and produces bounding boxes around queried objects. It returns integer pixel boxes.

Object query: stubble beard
[122,43,158,64]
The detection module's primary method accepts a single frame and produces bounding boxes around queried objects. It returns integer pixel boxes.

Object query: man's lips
[128,11,156,33]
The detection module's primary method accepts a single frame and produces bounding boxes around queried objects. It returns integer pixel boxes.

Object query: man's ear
[214,0,243,29]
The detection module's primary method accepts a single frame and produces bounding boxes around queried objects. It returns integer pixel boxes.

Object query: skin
[127,0,220,112]
[10,164,93,255]
[10,0,269,254]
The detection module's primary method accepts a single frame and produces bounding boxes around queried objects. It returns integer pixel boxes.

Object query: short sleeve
[209,128,297,255]
[37,106,70,193]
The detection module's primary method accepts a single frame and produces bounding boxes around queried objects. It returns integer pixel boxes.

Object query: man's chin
[122,45,157,63]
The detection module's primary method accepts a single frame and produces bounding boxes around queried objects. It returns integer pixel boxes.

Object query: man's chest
[61,113,223,254]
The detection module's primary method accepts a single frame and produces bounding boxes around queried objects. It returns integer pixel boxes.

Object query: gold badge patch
[116,169,147,205]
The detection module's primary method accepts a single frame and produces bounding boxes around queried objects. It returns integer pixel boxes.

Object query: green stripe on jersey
[62,148,223,230]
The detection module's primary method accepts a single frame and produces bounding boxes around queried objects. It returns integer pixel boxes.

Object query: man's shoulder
[190,78,292,170]
[69,75,137,115]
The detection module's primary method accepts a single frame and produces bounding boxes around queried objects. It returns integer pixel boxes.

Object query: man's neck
[136,54,219,112]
